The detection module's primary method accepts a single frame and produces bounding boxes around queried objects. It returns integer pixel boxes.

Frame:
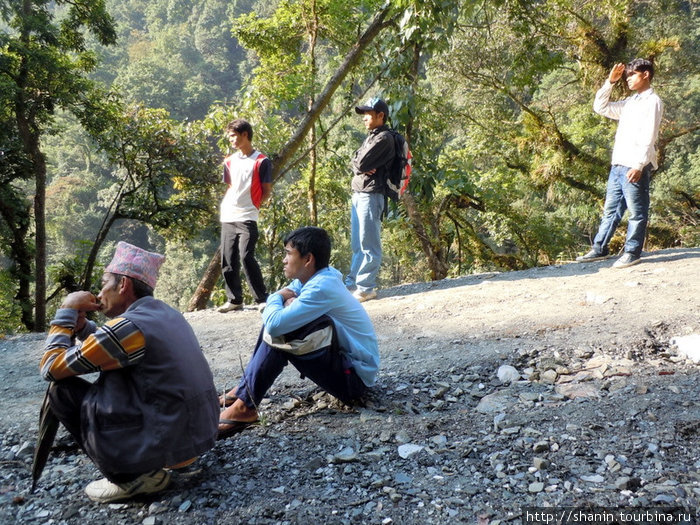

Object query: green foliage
[99,105,220,235]
[0,133,34,329]
[156,238,215,310]
[1,0,118,330]
[0,269,24,334]
[651,135,700,248]
[2,0,697,322]
[382,215,429,284]
[44,239,105,322]
[390,0,700,279]
[46,171,108,254]
[97,0,246,120]
[1,0,116,121]
[254,157,352,295]
[231,0,379,116]
[47,241,104,294]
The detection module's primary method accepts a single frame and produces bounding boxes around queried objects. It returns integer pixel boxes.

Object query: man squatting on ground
[218,119,272,312]
[344,97,395,303]
[576,59,663,269]
[40,242,219,503]
[217,226,380,439]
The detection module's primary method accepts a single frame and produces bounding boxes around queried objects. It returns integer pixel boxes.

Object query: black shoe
[575,250,609,263]
[612,253,641,269]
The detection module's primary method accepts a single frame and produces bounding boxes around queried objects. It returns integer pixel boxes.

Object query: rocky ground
[1,247,699,525]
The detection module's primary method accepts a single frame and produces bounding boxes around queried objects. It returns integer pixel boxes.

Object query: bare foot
[218,399,258,430]
[218,387,239,407]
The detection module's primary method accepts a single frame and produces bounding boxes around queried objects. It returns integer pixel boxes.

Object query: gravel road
[1,247,698,524]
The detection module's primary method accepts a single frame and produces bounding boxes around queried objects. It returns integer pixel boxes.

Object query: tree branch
[270,7,393,181]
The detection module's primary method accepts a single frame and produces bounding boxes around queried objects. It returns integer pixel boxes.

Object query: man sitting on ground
[218,226,380,438]
[40,242,219,503]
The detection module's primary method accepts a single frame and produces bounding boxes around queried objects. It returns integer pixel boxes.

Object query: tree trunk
[0,188,34,329]
[13,123,47,331]
[308,126,318,225]
[80,212,120,291]
[401,42,449,281]
[187,246,221,311]
[16,248,33,329]
[33,149,47,331]
[15,13,47,330]
[306,0,319,225]
[401,193,449,280]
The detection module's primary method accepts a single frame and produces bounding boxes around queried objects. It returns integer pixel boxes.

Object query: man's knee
[47,377,91,415]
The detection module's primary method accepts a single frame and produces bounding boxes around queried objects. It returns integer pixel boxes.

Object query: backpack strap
[262,315,340,356]
[250,153,267,209]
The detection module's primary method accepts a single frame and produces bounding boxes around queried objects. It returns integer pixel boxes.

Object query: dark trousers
[48,378,141,483]
[221,221,268,304]
[236,319,366,409]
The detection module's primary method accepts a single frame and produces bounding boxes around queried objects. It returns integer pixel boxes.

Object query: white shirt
[219,150,265,223]
[593,80,663,171]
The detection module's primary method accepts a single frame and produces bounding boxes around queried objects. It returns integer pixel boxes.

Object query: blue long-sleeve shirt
[262,266,380,386]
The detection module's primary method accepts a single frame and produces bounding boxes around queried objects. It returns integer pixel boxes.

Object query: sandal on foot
[218,393,237,408]
[217,418,258,440]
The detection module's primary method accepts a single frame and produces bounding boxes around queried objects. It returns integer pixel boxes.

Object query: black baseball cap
[355,97,389,117]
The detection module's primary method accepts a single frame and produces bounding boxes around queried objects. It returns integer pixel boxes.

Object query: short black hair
[374,110,387,125]
[283,227,331,270]
[626,58,655,81]
[112,274,154,298]
[226,119,253,141]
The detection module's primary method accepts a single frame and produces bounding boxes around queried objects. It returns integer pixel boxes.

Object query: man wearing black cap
[345,97,395,302]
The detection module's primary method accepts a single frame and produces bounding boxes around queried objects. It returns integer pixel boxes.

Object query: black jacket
[350,125,395,194]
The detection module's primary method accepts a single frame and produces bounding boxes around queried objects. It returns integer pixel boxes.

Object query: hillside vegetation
[1,0,698,332]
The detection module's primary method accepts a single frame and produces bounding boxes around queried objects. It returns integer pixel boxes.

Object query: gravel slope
[1,247,698,524]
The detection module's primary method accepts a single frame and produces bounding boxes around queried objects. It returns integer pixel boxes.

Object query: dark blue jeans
[236,318,366,408]
[592,164,652,257]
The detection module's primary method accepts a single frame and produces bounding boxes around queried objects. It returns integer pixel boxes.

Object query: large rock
[555,383,600,399]
[497,365,520,384]
[671,334,700,363]
[476,391,516,414]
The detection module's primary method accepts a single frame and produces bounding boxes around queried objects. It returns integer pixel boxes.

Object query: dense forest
[1,0,698,333]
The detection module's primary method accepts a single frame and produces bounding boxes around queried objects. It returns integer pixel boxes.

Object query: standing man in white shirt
[576,58,663,268]
[218,119,271,312]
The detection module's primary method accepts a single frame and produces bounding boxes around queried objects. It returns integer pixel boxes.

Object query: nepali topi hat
[105,241,165,289]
